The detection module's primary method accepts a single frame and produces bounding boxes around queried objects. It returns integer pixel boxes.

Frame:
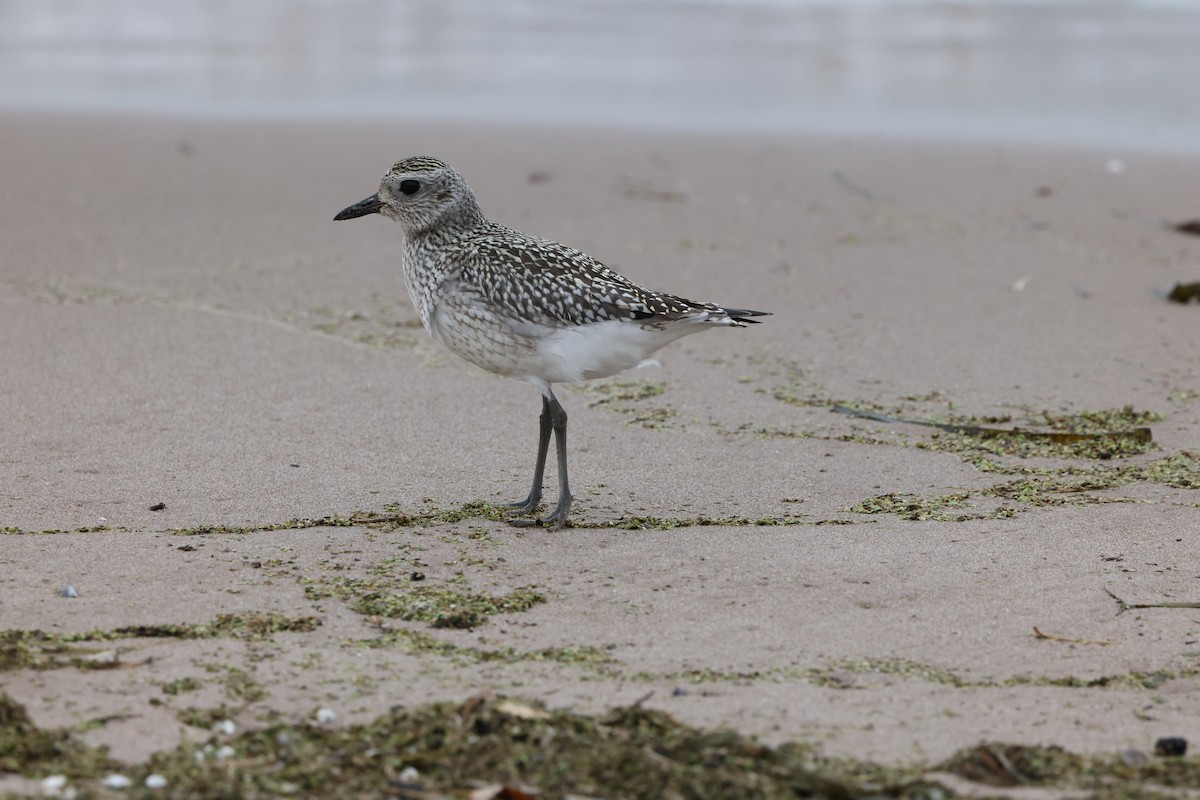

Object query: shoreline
[5,106,1200,159]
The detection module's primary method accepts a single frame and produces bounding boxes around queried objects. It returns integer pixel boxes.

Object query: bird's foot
[508,497,571,532]
[504,494,542,516]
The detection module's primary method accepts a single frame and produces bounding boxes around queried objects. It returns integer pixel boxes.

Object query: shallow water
[1,0,1198,151]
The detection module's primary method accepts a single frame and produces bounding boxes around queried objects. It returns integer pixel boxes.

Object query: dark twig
[1105,587,1200,616]
[1032,626,1113,646]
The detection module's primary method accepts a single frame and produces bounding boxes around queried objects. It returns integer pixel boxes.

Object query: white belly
[530,320,699,383]
[428,296,717,386]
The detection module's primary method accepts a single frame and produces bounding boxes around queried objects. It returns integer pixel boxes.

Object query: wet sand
[2,112,1199,783]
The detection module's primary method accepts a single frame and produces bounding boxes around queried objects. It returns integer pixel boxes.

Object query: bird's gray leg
[506,395,551,515]
[511,390,572,530]
[545,391,573,529]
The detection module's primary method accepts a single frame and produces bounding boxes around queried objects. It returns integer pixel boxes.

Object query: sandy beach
[1,108,1199,795]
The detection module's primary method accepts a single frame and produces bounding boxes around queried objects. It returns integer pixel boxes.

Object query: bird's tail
[719,306,771,326]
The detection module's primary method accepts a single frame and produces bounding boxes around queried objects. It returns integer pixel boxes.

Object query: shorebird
[334,156,768,529]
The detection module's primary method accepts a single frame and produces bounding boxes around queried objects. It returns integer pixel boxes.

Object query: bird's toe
[505,496,542,516]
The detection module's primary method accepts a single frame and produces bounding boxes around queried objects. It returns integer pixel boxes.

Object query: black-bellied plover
[335,156,768,529]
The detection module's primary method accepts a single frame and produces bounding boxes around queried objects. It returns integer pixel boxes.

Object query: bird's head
[333,156,483,234]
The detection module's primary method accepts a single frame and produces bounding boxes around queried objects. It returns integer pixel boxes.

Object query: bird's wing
[449,226,715,327]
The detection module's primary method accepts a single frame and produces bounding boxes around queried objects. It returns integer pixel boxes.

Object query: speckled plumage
[334,156,768,528]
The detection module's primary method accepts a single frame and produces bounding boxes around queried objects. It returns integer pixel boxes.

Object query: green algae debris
[173,516,358,535]
[176,704,242,730]
[864,403,1160,460]
[305,566,544,630]
[577,514,810,530]
[0,693,922,799]
[355,584,544,629]
[944,743,1088,787]
[1,613,320,672]
[0,524,114,535]
[847,492,977,522]
[161,677,202,695]
[580,379,665,405]
[0,694,117,777]
[575,379,677,428]
[942,741,1200,790]
[172,501,514,535]
[215,666,268,702]
[169,501,815,537]
[848,450,1200,521]
[6,692,1200,798]
[637,655,1200,693]
[367,628,618,671]
[85,612,321,641]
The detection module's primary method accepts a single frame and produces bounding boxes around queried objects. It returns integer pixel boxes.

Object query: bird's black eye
[399,179,421,195]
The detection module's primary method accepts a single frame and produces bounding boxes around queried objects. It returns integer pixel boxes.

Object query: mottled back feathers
[452,224,740,329]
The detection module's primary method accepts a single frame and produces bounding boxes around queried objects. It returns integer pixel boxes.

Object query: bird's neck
[409,199,486,239]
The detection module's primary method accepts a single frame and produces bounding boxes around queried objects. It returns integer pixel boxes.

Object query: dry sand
[2,113,1199,776]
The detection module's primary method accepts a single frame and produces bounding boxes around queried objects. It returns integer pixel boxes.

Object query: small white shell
[58,586,79,598]
[41,775,68,792]
[101,774,131,789]
[144,774,168,789]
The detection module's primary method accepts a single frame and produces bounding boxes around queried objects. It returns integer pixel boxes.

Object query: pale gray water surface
[1,0,1198,151]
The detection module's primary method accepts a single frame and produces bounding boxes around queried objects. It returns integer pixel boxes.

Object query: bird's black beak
[333,194,384,221]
